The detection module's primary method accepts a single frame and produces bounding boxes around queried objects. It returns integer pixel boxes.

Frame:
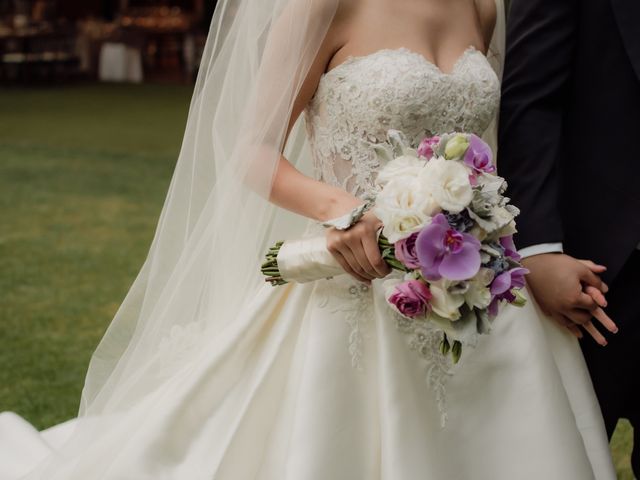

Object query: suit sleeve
[498,0,578,250]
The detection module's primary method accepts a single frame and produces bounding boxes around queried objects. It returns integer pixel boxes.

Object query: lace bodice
[305,47,500,198]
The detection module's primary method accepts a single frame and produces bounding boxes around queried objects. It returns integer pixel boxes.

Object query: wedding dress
[0,44,617,479]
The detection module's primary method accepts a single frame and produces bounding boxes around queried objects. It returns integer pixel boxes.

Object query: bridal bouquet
[262,131,527,361]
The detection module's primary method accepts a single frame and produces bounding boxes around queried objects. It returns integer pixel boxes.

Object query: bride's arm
[268,33,360,223]
[269,159,360,223]
[265,0,390,282]
[268,0,358,223]
[271,155,390,284]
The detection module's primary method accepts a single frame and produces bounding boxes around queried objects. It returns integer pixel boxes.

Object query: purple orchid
[395,232,420,269]
[464,134,495,174]
[499,235,522,261]
[415,214,482,281]
[417,135,441,160]
[491,267,528,296]
[488,267,529,316]
[388,280,433,318]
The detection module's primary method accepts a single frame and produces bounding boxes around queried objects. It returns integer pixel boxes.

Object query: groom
[498,0,640,475]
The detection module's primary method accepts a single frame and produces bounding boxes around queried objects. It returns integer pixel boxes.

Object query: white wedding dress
[0,47,616,480]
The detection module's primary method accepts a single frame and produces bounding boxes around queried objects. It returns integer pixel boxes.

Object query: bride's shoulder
[474,0,497,48]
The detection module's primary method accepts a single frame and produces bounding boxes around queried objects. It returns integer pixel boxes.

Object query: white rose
[464,268,495,310]
[420,156,473,213]
[375,177,440,243]
[376,155,424,186]
[428,279,465,321]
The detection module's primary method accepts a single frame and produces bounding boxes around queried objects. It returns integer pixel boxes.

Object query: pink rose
[388,280,432,318]
[417,136,441,160]
[395,232,421,269]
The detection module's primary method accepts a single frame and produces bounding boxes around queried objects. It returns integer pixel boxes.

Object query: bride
[0,0,618,478]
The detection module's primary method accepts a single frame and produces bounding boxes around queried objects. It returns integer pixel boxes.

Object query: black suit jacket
[499,0,640,282]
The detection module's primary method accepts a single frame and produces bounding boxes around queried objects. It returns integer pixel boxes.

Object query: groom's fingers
[578,259,607,274]
[582,321,608,346]
[592,307,618,334]
[577,259,610,293]
[575,292,598,310]
[579,267,608,293]
[578,261,610,293]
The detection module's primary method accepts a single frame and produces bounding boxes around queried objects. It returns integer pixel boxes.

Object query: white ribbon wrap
[276,236,345,283]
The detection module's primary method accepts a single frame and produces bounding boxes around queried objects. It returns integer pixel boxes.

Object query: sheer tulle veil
[26,0,504,475]
[80,0,340,414]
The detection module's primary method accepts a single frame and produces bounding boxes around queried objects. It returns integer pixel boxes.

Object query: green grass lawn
[0,84,189,427]
[0,83,634,478]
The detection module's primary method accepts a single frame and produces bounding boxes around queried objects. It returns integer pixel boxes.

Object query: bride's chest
[306,48,500,141]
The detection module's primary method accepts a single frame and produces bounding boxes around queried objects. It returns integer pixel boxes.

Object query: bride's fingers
[582,321,608,346]
[551,313,578,335]
[584,285,607,308]
[592,307,618,334]
[552,314,583,339]
[329,247,371,284]
[565,307,593,326]
[327,231,374,282]
[342,246,375,282]
[575,290,617,333]
[331,228,377,280]
[567,324,583,339]
[361,235,390,278]
[341,241,376,280]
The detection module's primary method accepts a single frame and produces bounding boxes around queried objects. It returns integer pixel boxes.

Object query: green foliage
[612,420,635,479]
[0,84,633,477]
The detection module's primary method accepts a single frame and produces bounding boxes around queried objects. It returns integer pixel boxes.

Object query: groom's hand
[522,253,618,345]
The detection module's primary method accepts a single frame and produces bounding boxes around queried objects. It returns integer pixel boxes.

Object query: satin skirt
[0,276,616,479]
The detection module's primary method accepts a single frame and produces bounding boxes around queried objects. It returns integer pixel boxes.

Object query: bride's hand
[326,211,391,284]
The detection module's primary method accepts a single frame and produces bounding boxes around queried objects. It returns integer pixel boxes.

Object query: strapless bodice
[304,47,500,198]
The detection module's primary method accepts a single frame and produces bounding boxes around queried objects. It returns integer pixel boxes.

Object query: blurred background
[0,0,633,478]
[0,0,215,84]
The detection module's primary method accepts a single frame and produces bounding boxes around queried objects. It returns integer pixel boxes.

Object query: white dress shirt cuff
[519,243,564,259]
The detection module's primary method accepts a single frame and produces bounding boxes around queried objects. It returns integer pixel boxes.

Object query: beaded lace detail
[304,47,500,199]
[394,313,454,427]
[316,278,373,371]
